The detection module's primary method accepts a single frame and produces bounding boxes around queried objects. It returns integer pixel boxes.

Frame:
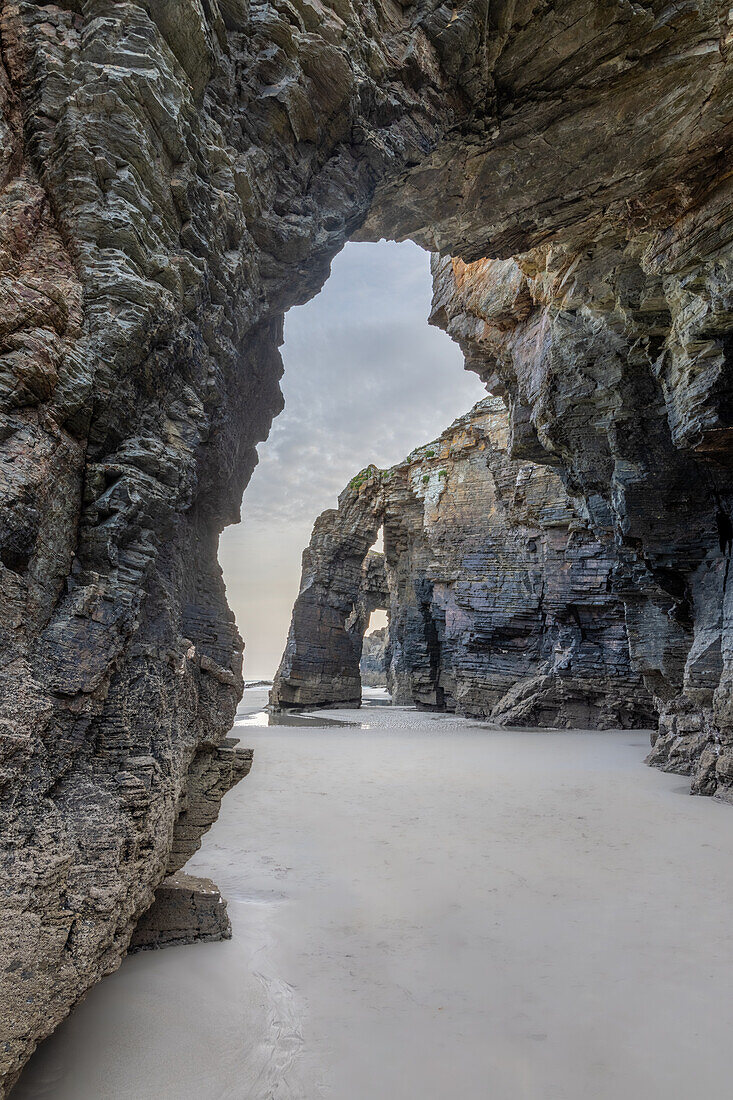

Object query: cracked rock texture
[0,0,731,1092]
[272,400,655,728]
[272,539,388,708]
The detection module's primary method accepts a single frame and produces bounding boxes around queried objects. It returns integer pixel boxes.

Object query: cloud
[220,240,487,678]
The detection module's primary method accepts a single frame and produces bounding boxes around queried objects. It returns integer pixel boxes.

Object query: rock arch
[272,400,655,729]
[0,0,731,1090]
[270,479,387,708]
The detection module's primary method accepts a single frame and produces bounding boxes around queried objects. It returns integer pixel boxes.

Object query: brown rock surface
[0,0,730,1091]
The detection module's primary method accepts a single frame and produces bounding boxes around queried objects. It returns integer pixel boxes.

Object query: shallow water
[236,710,364,729]
[234,686,391,729]
[15,702,733,1100]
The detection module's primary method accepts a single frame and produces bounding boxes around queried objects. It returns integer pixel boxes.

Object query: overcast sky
[219,241,486,680]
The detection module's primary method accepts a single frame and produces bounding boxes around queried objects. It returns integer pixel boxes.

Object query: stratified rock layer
[272,400,655,728]
[128,872,232,952]
[0,0,731,1092]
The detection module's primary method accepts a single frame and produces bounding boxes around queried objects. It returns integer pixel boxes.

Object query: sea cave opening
[7,8,733,1099]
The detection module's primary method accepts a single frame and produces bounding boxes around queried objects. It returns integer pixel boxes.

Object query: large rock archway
[0,1,731,1091]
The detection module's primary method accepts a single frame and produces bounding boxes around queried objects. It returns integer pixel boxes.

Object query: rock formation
[0,0,731,1092]
[272,399,655,728]
[272,525,388,707]
[128,872,233,952]
[360,627,389,688]
[430,237,733,794]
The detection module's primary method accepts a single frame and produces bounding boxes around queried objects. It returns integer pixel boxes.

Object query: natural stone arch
[273,401,655,728]
[271,464,390,707]
[1,1,731,1091]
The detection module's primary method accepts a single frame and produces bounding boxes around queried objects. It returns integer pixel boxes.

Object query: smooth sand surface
[15,690,733,1099]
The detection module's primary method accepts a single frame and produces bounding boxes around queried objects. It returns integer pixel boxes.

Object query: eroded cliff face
[430,221,733,795]
[0,0,481,1082]
[272,399,655,727]
[0,0,730,1091]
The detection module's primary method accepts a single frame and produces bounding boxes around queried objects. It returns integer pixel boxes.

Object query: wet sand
[15,690,733,1099]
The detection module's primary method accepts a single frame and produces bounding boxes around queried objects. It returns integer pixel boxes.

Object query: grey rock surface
[0,0,730,1092]
[272,400,655,728]
[430,233,733,795]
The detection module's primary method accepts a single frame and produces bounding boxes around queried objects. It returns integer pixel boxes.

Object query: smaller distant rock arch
[271,400,655,729]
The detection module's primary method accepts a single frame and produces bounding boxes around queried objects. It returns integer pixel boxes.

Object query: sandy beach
[14,688,733,1100]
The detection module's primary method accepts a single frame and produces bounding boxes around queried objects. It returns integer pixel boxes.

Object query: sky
[219,241,487,680]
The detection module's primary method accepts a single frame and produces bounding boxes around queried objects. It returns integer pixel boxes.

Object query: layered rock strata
[128,872,232,952]
[430,232,733,796]
[272,400,655,728]
[0,0,731,1091]
[273,537,388,707]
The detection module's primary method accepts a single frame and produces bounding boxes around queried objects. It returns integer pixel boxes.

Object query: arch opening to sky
[219,241,486,680]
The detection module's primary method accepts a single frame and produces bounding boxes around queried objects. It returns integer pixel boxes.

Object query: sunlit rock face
[0,0,730,1091]
[272,400,655,728]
